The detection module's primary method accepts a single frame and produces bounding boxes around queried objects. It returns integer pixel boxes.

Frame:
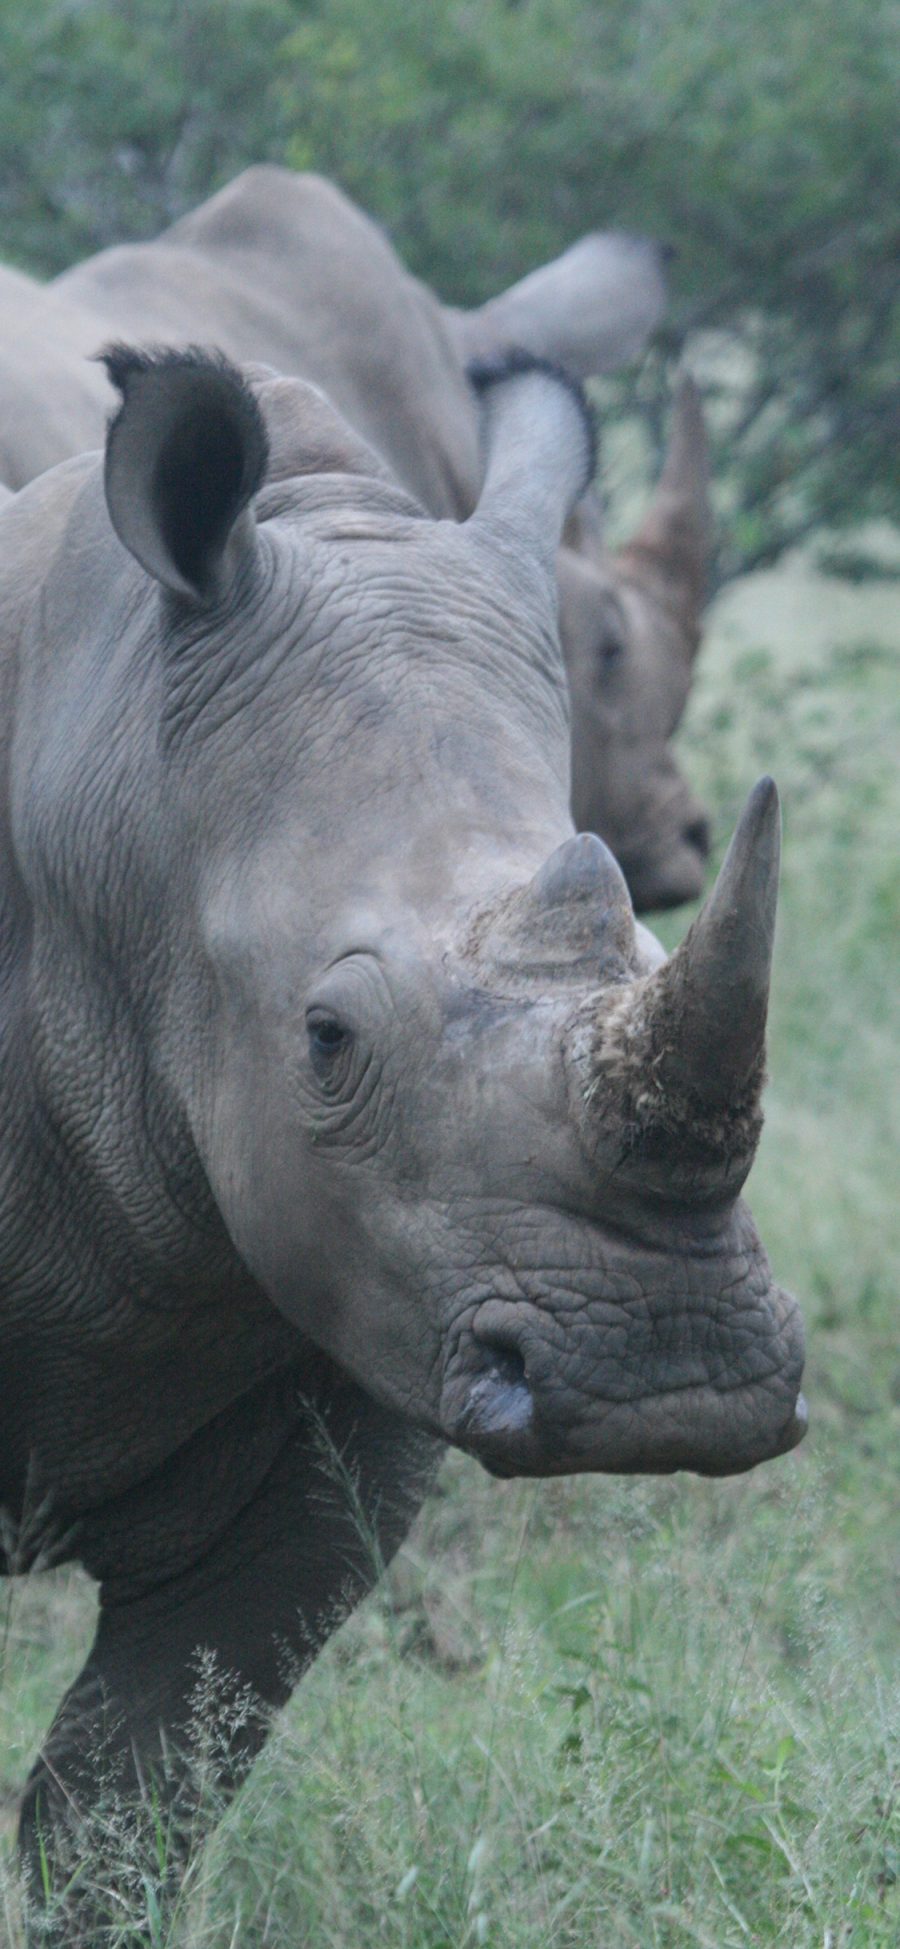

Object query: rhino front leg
[18,1379,440,1941]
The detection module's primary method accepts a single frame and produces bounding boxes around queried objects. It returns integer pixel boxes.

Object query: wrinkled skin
[50,165,712,908]
[0,351,802,1937]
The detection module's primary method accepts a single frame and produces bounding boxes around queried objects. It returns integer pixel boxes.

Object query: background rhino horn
[614,373,711,650]
[469,352,597,571]
[646,776,781,1110]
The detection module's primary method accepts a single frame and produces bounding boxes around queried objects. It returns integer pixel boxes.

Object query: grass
[1,543,898,1944]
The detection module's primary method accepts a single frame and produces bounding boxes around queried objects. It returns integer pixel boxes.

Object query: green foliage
[0,0,896,576]
[0,0,297,271]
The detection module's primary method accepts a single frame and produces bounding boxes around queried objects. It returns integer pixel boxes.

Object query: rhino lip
[624,845,707,913]
[778,1388,808,1452]
[440,1290,808,1478]
[693,1388,808,1478]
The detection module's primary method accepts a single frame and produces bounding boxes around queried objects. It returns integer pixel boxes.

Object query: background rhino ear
[469,351,597,572]
[102,345,268,601]
[452,232,668,377]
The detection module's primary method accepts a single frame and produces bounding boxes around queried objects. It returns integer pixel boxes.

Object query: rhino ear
[469,351,597,573]
[102,344,268,602]
[452,233,668,378]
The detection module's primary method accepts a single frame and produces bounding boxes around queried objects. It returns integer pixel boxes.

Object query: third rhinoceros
[0,347,803,1936]
[50,166,713,908]
[0,264,112,487]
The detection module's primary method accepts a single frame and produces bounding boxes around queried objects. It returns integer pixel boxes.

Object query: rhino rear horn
[469,352,597,573]
[103,344,268,602]
[476,831,637,984]
[614,373,711,649]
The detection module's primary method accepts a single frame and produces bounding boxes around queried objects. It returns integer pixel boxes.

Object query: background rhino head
[558,375,712,910]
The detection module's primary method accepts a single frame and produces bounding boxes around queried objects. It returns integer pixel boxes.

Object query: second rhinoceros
[51,166,713,908]
[0,347,803,1933]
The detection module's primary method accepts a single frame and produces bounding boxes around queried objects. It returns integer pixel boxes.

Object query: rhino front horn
[644,776,781,1112]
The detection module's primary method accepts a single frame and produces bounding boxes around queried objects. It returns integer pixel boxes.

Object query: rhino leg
[18,1376,440,1942]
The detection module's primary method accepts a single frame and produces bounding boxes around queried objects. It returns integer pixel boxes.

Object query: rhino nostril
[479,1338,527,1389]
[683,814,711,859]
[461,1340,533,1439]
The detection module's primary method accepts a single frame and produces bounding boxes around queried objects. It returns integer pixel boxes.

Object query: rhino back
[55,168,480,518]
[0,267,112,488]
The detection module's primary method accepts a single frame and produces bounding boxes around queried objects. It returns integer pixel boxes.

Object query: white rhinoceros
[0,347,803,1935]
[42,167,712,910]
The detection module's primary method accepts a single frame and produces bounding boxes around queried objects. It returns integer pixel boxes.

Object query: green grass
[2,546,899,1945]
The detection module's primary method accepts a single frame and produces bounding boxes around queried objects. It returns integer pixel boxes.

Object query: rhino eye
[306,1008,352,1079]
[598,632,625,673]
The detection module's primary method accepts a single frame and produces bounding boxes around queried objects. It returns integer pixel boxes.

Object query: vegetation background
[0,1,898,1943]
[0,0,898,574]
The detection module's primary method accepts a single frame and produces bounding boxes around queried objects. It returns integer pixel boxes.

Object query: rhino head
[97,345,804,1482]
[557,375,713,912]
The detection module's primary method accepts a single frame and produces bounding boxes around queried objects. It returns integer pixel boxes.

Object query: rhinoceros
[0,264,113,489]
[49,166,713,909]
[0,346,803,1931]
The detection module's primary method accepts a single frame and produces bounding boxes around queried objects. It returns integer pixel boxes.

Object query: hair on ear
[100,344,269,598]
[467,347,598,495]
[101,342,270,501]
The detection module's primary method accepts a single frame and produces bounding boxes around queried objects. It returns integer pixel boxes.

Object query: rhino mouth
[616,826,709,913]
[439,1287,807,1480]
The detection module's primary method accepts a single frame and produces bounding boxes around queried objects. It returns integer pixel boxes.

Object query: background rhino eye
[306,1009,352,1078]
[598,632,625,672]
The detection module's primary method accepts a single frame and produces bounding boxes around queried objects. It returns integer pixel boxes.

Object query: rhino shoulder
[163,165,397,271]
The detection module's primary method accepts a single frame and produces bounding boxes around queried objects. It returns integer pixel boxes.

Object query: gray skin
[49,166,713,909]
[0,349,803,1932]
[0,264,113,487]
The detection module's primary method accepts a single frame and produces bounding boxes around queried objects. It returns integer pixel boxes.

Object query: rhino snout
[616,788,711,913]
[440,1283,806,1481]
